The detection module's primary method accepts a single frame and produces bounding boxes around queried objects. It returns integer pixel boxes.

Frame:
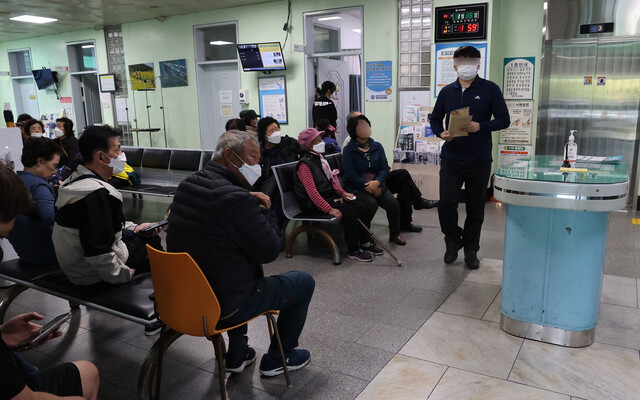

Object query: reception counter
[493,156,629,347]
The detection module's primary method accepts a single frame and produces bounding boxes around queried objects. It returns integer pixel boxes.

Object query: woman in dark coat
[53,117,79,180]
[253,116,303,228]
[312,81,338,128]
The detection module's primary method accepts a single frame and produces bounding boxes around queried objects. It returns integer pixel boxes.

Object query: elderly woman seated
[294,128,380,262]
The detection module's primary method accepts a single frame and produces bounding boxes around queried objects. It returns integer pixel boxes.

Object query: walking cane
[357,218,403,267]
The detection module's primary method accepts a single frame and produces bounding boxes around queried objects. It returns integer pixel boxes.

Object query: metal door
[197,62,241,149]
[536,38,640,200]
[14,78,39,117]
[317,58,351,145]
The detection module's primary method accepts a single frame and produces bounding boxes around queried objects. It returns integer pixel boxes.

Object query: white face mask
[108,152,127,174]
[312,141,326,154]
[31,132,43,138]
[267,130,281,144]
[231,151,262,186]
[53,128,65,138]
[457,65,478,81]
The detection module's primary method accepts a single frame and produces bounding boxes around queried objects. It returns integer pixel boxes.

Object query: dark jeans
[386,169,422,226]
[357,191,402,237]
[332,196,377,252]
[219,271,315,354]
[437,158,492,251]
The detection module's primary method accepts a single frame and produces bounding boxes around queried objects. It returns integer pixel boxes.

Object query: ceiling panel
[0,0,276,43]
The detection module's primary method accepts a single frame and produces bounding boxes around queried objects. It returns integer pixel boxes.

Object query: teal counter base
[501,204,609,347]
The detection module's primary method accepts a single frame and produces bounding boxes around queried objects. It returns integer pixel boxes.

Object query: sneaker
[259,348,310,377]
[225,346,257,373]
[361,243,384,256]
[144,320,164,336]
[348,249,374,262]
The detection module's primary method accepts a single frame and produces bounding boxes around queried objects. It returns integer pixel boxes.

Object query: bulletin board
[258,76,288,124]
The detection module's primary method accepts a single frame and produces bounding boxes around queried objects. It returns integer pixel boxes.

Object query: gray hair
[212,130,258,161]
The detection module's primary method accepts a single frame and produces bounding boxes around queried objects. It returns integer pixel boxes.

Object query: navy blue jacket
[7,171,57,265]
[342,139,390,194]
[430,77,510,161]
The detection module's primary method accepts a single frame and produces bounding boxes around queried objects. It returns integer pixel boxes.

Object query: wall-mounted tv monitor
[32,68,58,90]
[237,42,286,72]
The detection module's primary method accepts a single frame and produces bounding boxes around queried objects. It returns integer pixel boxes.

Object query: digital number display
[435,3,487,42]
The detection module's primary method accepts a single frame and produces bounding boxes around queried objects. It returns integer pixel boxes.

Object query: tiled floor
[2,199,640,399]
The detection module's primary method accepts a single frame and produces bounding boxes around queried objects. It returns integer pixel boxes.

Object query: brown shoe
[390,234,406,246]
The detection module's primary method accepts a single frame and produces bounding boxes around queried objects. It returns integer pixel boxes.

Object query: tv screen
[32,69,58,90]
[237,42,286,72]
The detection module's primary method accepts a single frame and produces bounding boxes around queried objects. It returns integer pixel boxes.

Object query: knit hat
[298,128,324,151]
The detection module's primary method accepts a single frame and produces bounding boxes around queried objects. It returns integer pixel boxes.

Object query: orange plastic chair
[141,245,290,400]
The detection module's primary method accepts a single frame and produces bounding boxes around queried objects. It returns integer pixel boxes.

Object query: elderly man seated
[167,130,314,377]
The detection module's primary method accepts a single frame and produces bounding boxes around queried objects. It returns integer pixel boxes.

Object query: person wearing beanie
[293,128,380,262]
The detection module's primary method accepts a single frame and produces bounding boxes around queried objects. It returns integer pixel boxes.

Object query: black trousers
[437,158,492,251]
[357,191,401,238]
[332,196,378,253]
[122,230,163,272]
[386,169,422,226]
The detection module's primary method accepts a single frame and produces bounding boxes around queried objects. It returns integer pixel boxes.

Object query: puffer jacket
[167,161,282,317]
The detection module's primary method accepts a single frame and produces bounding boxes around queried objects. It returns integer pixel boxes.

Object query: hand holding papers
[447,107,473,137]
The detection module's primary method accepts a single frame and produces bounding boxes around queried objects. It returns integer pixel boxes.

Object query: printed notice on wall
[499,101,534,144]
[434,42,487,97]
[258,76,287,124]
[498,144,532,169]
[365,61,392,102]
[503,57,535,100]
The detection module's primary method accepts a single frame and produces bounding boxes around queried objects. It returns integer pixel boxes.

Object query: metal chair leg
[0,284,28,323]
[137,328,182,400]
[266,314,291,387]
[212,334,227,400]
[285,224,341,265]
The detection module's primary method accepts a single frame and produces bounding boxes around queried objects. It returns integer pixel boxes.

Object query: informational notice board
[258,76,288,124]
[503,57,535,100]
[499,101,534,144]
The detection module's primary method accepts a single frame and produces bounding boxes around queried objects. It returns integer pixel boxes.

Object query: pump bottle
[567,130,578,163]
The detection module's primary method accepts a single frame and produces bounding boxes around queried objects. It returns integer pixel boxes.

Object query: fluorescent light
[82,45,94,49]
[352,29,361,34]
[318,16,341,21]
[10,15,58,24]
[210,40,234,45]
[543,2,548,10]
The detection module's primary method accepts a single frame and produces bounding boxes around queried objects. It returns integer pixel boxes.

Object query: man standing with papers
[429,45,510,270]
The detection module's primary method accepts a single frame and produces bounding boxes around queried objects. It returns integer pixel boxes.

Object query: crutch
[357,218,403,267]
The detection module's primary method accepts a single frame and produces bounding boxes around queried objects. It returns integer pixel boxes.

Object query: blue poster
[434,42,487,97]
[365,60,392,102]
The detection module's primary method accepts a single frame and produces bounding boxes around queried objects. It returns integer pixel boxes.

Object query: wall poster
[434,42,487,97]
[258,76,287,124]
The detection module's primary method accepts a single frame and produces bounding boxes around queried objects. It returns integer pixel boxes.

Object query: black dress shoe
[390,234,407,245]
[401,223,423,233]
[444,237,462,264]
[414,198,438,210]
[464,250,480,270]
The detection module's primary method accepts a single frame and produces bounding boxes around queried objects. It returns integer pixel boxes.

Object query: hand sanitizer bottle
[567,130,578,163]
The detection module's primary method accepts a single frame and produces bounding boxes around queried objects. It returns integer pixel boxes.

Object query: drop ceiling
[0,0,277,43]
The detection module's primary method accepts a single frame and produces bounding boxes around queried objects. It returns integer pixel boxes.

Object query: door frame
[303,7,365,127]
[193,21,241,149]
[7,48,40,117]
